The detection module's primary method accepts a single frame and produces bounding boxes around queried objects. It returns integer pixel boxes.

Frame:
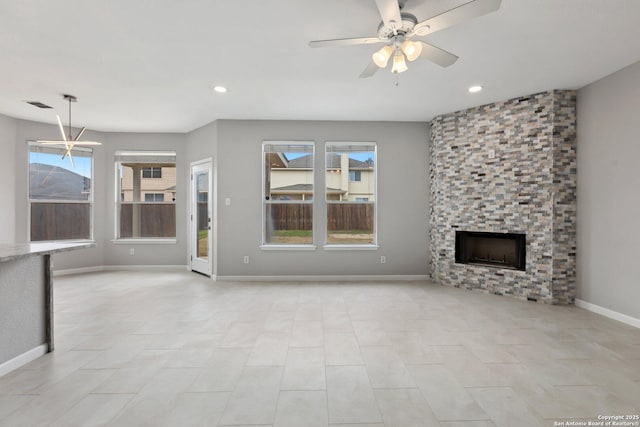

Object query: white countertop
[0,242,95,262]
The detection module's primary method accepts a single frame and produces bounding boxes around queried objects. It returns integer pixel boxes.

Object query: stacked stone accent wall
[429,90,577,304]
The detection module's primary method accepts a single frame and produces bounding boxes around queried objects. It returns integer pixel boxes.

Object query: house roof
[29,163,90,201]
[1,2,639,132]
[286,153,371,170]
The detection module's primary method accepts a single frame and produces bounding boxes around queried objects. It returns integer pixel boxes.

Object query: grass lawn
[273,230,312,237]
[198,230,208,240]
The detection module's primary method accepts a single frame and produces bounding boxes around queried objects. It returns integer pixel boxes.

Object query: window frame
[27,141,95,243]
[144,193,165,202]
[349,170,362,182]
[324,142,378,249]
[261,141,316,250]
[142,166,162,179]
[114,150,177,243]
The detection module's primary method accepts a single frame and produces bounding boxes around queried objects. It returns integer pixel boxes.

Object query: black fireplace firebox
[455,231,526,271]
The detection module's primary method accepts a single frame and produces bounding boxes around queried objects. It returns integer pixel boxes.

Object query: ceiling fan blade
[72,141,102,146]
[360,61,380,78]
[67,150,75,167]
[375,0,403,28]
[309,37,382,48]
[56,115,68,141]
[418,41,459,67]
[38,140,66,144]
[414,0,501,35]
[74,127,86,141]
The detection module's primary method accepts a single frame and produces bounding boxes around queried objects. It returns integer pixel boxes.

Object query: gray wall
[102,132,188,267]
[11,120,187,270]
[186,120,218,269]
[5,116,429,277]
[577,60,640,319]
[215,120,430,277]
[0,114,17,243]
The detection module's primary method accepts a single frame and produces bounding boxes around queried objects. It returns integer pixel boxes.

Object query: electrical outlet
[225,198,231,206]
[380,255,386,264]
[243,255,249,264]
[488,149,496,159]
[129,248,135,256]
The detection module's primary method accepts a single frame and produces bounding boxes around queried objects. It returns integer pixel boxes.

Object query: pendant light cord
[68,97,72,140]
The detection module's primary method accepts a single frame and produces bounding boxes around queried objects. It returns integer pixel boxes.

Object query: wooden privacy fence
[31,202,91,241]
[120,203,176,238]
[327,203,374,231]
[268,203,374,231]
[267,204,313,230]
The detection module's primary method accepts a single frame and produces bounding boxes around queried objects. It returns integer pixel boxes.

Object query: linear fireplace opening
[455,231,526,271]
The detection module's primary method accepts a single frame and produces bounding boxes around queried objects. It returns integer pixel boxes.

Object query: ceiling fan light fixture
[401,40,422,62]
[391,51,408,74]
[372,45,393,68]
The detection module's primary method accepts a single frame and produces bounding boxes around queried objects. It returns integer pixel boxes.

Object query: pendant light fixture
[37,94,101,167]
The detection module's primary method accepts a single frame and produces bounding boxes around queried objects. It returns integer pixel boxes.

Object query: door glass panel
[196,171,209,259]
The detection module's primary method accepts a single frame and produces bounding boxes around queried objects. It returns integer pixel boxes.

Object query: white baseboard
[103,265,187,272]
[575,299,640,329]
[0,344,48,377]
[216,274,430,282]
[54,265,187,276]
[54,266,105,277]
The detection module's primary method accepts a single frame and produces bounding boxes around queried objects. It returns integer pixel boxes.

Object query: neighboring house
[121,166,177,202]
[268,153,374,201]
[29,163,90,200]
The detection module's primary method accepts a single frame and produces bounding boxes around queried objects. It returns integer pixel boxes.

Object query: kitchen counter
[0,241,94,376]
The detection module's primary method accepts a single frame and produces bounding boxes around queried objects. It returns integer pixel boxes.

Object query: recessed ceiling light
[213,86,227,93]
[468,85,483,93]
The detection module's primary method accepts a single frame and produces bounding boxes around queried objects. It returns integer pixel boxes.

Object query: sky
[29,151,92,178]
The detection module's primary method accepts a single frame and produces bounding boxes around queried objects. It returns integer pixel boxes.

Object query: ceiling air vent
[26,101,53,109]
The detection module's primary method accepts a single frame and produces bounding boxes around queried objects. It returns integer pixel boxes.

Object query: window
[28,142,93,241]
[326,143,376,245]
[144,193,165,202]
[263,142,314,245]
[115,151,176,239]
[142,167,162,179]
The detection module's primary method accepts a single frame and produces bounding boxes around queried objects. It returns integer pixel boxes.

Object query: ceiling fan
[37,94,102,167]
[309,0,501,77]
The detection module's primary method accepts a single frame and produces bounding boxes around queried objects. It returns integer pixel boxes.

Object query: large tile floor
[1,270,639,426]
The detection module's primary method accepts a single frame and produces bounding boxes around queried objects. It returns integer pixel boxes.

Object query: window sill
[260,244,317,251]
[323,244,380,251]
[111,239,177,245]
[30,239,95,245]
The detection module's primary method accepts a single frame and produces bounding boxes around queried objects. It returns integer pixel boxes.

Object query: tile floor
[0,270,639,426]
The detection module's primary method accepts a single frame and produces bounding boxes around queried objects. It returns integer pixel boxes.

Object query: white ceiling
[1,0,639,133]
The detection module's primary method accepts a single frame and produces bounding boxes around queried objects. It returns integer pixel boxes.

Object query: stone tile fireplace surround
[429,90,577,304]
